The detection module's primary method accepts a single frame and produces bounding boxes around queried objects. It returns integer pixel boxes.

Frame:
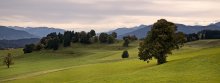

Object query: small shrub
[122,50,129,58]
[23,44,35,54]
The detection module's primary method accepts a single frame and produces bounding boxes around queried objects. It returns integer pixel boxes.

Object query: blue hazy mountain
[0,26,39,40]
[0,38,40,49]
[109,22,220,39]
[9,26,65,37]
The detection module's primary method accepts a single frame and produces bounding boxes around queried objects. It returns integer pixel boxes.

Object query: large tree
[138,19,185,64]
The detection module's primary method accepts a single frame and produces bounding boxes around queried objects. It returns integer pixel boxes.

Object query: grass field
[0,40,220,83]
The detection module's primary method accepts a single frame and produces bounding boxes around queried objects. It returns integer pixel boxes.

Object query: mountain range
[9,26,65,37]
[0,38,40,49]
[0,26,64,48]
[108,22,220,39]
[0,26,39,40]
[1,22,220,40]
[0,26,65,40]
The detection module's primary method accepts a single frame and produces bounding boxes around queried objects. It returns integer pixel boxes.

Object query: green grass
[0,40,220,83]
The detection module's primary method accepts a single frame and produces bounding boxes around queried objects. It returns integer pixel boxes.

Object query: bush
[122,50,129,58]
[23,44,35,54]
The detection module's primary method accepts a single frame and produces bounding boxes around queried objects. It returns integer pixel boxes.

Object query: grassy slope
[1,40,220,83]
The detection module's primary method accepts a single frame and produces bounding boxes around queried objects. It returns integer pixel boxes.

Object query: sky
[0,0,219,32]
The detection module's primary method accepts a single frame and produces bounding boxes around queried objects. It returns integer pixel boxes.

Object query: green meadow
[0,40,220,83]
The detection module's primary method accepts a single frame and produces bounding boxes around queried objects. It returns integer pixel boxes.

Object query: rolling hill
[0,40,220,83]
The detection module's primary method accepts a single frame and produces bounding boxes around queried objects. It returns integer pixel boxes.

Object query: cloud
[0,0,219,32]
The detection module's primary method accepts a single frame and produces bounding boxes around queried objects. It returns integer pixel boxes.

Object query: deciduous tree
[138,19,185,64]
[3,53,13,68]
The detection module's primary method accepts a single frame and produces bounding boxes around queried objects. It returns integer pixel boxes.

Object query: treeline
[23,30,120,53]
[186,30,220,42]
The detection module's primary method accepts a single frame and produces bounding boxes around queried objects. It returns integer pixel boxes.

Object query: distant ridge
[9,26,65,37]
[0,26,39,40]
[108,22,220,39]
[0,38,40,49]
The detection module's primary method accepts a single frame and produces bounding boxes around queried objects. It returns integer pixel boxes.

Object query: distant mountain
[0,38,40,49]
[109,22,220,39]
[210,22,220,27]
[117,25,151,39]
[107,25,147,36]
[0,26,39,40]
[9,26,65,37]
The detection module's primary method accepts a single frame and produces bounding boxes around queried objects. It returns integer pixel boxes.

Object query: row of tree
[186,30,220,42]
[23,30,119,53]
[99,32,117,44]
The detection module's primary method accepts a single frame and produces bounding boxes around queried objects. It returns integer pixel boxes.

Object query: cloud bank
[0,0,219,32]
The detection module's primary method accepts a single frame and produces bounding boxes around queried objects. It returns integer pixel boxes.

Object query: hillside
[0,26,38,40]
[0,40,220,83]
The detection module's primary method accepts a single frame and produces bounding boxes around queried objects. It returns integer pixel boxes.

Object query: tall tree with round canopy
[138,19,185,64]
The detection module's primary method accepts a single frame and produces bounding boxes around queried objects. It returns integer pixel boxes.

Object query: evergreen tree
[52,38,60,50]
[72,32,79,43]
[63,31,72,47]
[58,32,64,44]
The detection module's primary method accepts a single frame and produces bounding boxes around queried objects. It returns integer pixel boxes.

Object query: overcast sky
[0,0,219,32]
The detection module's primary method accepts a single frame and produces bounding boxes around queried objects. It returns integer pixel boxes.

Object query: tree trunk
[7,64,9,68]
[157,54,167,65]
